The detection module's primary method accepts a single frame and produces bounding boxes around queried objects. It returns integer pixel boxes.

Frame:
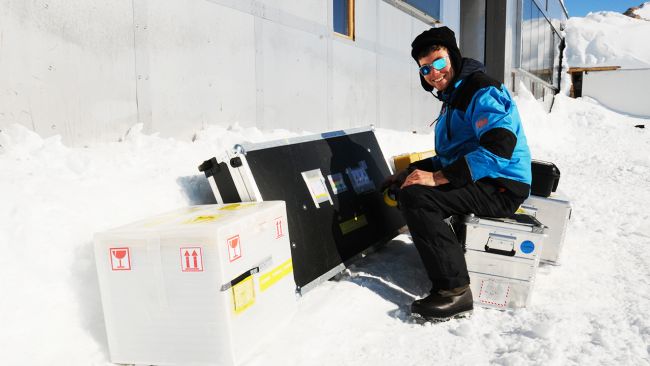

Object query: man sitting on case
[383,26,532,321]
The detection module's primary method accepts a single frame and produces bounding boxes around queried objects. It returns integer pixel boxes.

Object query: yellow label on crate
[184,214,223,224]
[339,214,368,235]
[259,259,293,292]
[220,203,256,211]
[231,276,255,314]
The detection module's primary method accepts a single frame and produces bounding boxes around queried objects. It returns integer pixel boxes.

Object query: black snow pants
[398,181,525,292]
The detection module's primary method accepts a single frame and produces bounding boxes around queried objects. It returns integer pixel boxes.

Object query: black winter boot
[411,285,473,321]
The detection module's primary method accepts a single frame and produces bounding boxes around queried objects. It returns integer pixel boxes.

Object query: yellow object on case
[392,150,436,172]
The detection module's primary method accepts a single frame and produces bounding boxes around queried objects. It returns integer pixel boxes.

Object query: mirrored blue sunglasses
[419,56,448,76]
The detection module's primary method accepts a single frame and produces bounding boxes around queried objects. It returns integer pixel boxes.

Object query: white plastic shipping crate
[464,214,546,309]
[517,190,572,265]
[94,202,296,366]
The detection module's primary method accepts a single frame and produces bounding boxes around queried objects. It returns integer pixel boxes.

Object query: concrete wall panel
[0,0,457,146]
[583,69,650,118]
[356,0,379,44]
[261,20,328,132]
[460,0,486,63]
[377,57,411,130]
[0,0,136,145]
[142,0,257,139]
[441,0,461,35]
[331,41,377,130]
[378,1,413,57]
[263,0,327,25]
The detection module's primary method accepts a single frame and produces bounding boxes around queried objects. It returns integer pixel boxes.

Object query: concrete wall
[1,0,460,146]
[440,0,461,36]
[503,0,518,92]
[459,0,485,63]
[582,69,650,118]
[0,0,137,146]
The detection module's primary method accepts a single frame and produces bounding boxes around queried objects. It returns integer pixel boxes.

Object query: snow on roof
[565,4,650,69]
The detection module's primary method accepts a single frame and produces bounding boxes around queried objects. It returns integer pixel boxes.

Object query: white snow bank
[565,8,650,69]
[0,122,304,365]
[1,91,649,365]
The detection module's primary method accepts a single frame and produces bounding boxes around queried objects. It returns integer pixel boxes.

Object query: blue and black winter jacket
[413,58,532,198]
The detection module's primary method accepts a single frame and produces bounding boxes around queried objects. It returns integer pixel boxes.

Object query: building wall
[0,0,137,146]
[1,0,460,146]
[440,0,461,36]
[582,69,650,118]
[459,0,485,63]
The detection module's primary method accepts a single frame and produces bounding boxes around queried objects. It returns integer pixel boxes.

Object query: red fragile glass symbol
[113,249,127,268]
[230,237,239,248]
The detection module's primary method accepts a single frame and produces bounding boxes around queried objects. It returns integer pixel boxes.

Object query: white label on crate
[301,169,333,208]
[110,247,131,271]
[180,247,204,272]
[327,173,348,194]
[478,279,510,307]
[227,235,242,262]
[274,217,285,239]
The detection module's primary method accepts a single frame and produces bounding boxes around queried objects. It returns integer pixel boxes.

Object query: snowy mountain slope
[629,2,650,20]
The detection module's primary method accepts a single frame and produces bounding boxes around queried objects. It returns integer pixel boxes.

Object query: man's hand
[380,169,410,192]
[401,169,449,188]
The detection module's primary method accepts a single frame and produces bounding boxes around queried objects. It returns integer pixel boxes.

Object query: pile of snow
[565,4,650,69]
[1,86,649,365]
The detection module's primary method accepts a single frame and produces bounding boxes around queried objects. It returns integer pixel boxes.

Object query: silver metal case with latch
[464,214,547,309]
[517,190,572,265]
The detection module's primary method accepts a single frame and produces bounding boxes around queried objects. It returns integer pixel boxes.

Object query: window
[403,0,440,20]
[536,8,545,79]
[334,0,354,40]
[519,0,563,89]
[521,0,532,72]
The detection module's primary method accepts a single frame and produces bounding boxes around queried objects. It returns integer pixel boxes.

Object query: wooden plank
[568,66,621,73]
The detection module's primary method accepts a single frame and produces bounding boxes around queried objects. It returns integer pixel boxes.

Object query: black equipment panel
[243,130,405,290]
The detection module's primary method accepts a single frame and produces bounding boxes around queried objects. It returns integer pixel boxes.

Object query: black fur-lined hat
[411,26,462,92]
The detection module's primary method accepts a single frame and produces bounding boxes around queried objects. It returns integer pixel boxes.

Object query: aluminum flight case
[464,214,547,309]
[198,126,405,294]
[517,190,572,265]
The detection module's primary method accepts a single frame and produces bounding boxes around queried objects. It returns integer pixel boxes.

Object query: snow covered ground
[1,89,649,365]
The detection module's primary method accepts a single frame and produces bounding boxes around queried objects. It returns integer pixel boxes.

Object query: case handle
[219,256,273,291]
[484,233,516,257]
